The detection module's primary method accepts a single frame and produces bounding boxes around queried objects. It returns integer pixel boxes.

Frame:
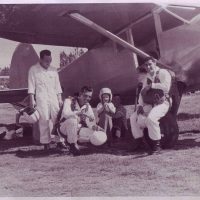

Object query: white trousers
[60,118,94,144]
[38,104,64,144]
[130,101,170,140]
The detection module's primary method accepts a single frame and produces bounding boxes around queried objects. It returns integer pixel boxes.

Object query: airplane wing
[0,3,200,106]
[0,88,28,104]
[0,4,157,48]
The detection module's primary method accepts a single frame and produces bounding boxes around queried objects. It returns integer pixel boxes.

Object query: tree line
[0,47,86,77]
[0,67,10,76]
[60,48,85,69]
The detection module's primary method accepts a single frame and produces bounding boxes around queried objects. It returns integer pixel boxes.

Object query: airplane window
[160,7,200,32]
[160,10,184,32]
[166,6,200,21]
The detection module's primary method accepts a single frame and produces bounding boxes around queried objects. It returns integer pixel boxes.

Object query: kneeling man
[130,57,172,154]
[59,86,106,156]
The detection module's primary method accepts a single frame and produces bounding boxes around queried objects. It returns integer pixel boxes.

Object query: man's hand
[92,125,98,131]
[30,99,36,108]
[57,94,63,108]
[79,113,87,122]
[58,100,63,108]
[147,78,152,86]
[29,94,36,109]
[144,85,151,91]
[92,125,104,132]
[137,106,144,115]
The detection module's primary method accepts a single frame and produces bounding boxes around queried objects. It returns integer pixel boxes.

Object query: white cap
[99,88,112,101]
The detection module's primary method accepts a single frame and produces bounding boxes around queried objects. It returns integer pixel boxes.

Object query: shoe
[44,144,50,151]
[69,143,81,156]
[56,142,69,150]
[148,140,161,155]
[132,138,143,151]
[0,131,6,140]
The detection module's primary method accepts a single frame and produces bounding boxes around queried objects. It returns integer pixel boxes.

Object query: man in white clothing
[28,50,65,150]
[130,57,172,154]
[58,86,104,156]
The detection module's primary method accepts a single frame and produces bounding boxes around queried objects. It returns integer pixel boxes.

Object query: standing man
[28,50,64,150]
[130,57,172,154]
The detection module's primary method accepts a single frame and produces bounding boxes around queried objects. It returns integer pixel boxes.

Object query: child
[111,94,128,139]
[97,88,116,145]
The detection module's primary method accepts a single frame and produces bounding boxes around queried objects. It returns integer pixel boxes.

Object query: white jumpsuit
[28,63,62,144]
[130,67,172,141]
[59,98,96,144]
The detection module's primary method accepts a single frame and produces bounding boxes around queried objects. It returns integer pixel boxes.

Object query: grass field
[0,94,200,197]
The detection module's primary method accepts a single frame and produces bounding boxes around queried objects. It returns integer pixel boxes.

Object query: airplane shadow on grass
[179,130,200,134]
[1,122,200,158]
[15,148,69,158]
[13,138,150,159]
[0,138,70,158]
[2,138,200,158]
[15,134,150,159]
[173,138,200,150]
[0,126,150,159]
[177,113,200,121]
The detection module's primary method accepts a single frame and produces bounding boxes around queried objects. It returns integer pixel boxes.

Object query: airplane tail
[9,43,39,89]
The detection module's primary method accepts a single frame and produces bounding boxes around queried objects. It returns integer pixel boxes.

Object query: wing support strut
[68,12,150,59]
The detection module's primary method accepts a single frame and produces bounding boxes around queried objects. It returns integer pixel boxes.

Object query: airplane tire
[160,113,179,149]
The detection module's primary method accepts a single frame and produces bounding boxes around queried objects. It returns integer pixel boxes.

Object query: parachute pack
[141,68,179,109]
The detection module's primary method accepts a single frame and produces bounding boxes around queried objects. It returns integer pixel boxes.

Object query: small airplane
[0,3,200,147]
[0,3,200,104]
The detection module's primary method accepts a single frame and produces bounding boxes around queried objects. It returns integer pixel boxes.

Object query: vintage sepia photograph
[0,0,200,198]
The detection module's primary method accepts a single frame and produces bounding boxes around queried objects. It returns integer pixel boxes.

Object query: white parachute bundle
[78,128,107,146]
[90,131,107,146]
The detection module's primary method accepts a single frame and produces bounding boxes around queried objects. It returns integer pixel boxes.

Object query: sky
[0,38,77,69]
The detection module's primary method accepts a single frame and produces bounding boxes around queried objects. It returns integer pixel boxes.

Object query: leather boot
[44,143,50,151]
[0,131,6,140]
[149,140,161,155]
[132,138,143,151]
[69,143,81,156]
[56,142,69,150]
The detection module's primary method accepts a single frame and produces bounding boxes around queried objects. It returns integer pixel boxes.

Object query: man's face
[79,91,93,105]
[40,55,52,69]
[144,60,156,76]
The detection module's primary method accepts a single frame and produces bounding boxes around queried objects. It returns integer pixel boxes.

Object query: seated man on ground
[130,57,172,155]
[58,86,107,156]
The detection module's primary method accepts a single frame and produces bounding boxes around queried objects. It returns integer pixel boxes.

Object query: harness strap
[57,123,67,139]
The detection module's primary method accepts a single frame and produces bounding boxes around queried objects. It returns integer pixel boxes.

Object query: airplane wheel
[144,113,179,149]
[160,113,179,149]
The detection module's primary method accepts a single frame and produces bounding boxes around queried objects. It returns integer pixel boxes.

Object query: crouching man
[130,57,172,154]
[58,86,107,156]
